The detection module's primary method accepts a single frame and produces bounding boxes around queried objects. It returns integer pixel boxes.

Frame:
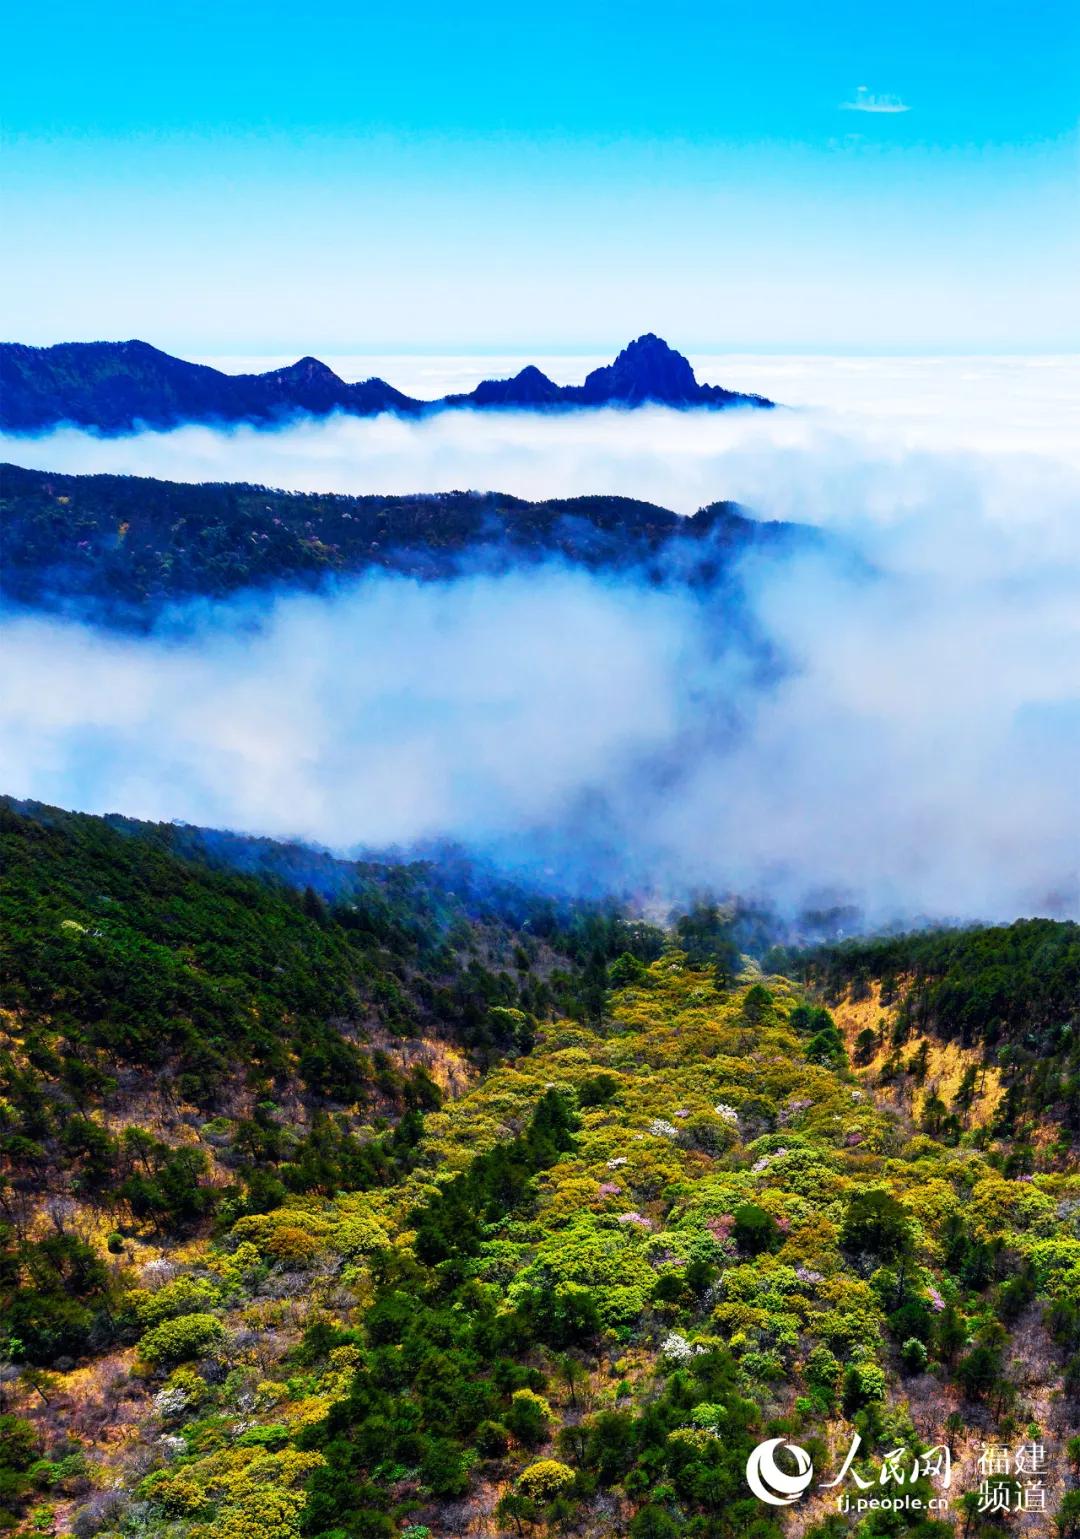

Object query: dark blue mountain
[0,461,811,627]
[0,333,773,432]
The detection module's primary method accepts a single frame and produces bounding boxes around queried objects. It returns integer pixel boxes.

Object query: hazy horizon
[6,354,1078,509]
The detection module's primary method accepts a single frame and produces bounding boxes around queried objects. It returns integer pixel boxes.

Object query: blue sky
[3,0,1078,351]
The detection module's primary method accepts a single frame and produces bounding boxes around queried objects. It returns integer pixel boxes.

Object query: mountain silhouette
[0,334,773,432]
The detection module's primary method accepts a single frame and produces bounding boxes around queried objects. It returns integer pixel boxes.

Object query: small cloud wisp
[841,85,911,113]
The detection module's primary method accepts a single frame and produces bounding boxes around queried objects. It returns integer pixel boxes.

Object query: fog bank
[2,356,1078,924]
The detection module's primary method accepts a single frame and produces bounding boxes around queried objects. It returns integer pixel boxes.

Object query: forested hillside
[0,463,804,626]
[800,923,1080,1147]
[2,805,1079,1538]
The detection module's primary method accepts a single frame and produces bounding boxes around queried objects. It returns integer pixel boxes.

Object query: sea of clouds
[2,354,1078,925]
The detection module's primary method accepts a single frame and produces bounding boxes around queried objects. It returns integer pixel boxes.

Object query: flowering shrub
[660,1331,694,1362]
[517,1459,576,1502]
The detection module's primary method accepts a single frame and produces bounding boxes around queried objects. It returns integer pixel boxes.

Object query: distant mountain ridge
[0,461,811,626]
[0,333,774,433]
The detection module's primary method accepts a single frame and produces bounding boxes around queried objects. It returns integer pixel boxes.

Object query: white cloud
[3,357,1078,517]
[841,85,911,113]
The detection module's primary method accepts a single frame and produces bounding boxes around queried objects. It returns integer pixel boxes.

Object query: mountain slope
[2,803,1079,1537]
[0,341,421,433]
[0,796,653,1256]
[800,921,1080,1147]
[0,462,807,624]
[0,335,773,433]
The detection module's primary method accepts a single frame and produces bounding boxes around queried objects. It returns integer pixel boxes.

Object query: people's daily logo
[744,1432,980,1514]
[745,1439,814,1506]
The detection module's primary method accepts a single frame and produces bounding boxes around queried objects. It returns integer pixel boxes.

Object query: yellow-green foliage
[231,1208,335,1263]
[129,1275,222,1327]
[517,1458,576,1501]
[99,956,1080,1536]
[145,1446,324,1538]
[138,1312,226,1367]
